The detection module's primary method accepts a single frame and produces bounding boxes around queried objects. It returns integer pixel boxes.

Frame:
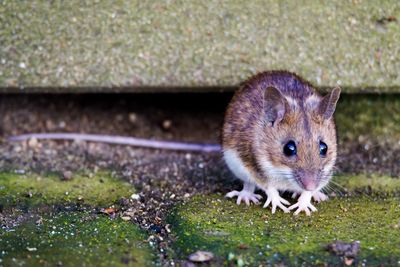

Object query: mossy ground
[0,171,134,208]
[168,173,400,266]
[168,195,400,266]
[335,174,400,193]
[0,171,154,267]
[0,212,153,267]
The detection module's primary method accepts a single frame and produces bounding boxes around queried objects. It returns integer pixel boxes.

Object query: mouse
[223,70,341,215]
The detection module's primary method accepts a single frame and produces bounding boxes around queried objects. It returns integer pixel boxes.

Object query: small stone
[237,257,245,267]
[162,119,172,130]
[14,169,25,174]
[119,197,130,206]
[154,216,162,224]
[128,113,138,124]
[149,224,162,234]
[344,257,354,266]
[228,252,235,261]
[109,212,118,219]
[35,217,43,225]
[188,251,214,262]
[121,216,131,221]
[130,193,140,200]
[93,166,99,173]
[184,193,190,198]
[116,114,124,121]
[46,119,55,130]
[28,137,38,148]
[326,240,360,258]
[26,247,37,252]
[392,223,400,229]
[58,121,66,129]
[123,211,136,217]
[182,261,196,267]
[62,171,73,181]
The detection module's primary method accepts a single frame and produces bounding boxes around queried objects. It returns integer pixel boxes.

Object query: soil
[0,93,399,265]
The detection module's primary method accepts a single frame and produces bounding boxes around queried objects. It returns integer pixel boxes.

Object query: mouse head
[256,86,341,192]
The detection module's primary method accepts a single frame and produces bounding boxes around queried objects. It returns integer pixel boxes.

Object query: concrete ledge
[1,1,399,92]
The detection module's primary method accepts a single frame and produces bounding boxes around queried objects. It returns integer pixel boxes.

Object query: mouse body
[223,70,341,215]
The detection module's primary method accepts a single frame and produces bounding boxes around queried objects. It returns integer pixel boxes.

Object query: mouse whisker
[322,184,342,196]
[327,180,347,192]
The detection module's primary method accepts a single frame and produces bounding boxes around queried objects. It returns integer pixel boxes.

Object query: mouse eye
[283,140,297,157]
[319,141,328,156]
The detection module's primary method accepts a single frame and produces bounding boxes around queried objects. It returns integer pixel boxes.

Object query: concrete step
[1,1,399,92]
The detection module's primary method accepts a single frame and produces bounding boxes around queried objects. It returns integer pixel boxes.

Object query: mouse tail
[8,133,221,153]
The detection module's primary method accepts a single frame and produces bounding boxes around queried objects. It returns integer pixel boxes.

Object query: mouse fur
[223,70,341,215]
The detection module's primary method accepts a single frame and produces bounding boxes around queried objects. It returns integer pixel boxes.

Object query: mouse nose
[302,178,317,191]
[297,169,319,191]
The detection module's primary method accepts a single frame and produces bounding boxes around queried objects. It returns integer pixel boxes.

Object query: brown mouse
[223,70,341,215]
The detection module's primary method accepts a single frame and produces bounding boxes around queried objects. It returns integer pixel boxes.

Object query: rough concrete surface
[1,1,400,92]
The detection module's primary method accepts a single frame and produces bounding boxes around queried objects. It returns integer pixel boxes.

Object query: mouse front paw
[225,190,262,206]
[289,191,317,216]
[263,187,290,214]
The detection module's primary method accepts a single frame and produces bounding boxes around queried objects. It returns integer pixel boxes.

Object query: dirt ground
[0,94,398,175]
[0,94,399,265]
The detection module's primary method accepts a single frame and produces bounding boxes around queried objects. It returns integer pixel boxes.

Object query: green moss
[1,1,400,91]
[0,212,154,267]
[168,195,400,266]
[336,95,400,143]
[0,172,134,208]
[335,174,400,193]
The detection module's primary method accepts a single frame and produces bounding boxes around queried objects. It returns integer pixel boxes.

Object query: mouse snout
[301,178,317,191]
[296,169,319,191]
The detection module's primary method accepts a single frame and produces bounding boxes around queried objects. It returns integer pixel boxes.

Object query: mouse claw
[225,190,262,206]
[289,191,317,216]
[313,191,328,203]
[263,188,290,213]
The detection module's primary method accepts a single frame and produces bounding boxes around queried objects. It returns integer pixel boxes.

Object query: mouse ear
[318,87,341,120]
[264,87,288,126]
